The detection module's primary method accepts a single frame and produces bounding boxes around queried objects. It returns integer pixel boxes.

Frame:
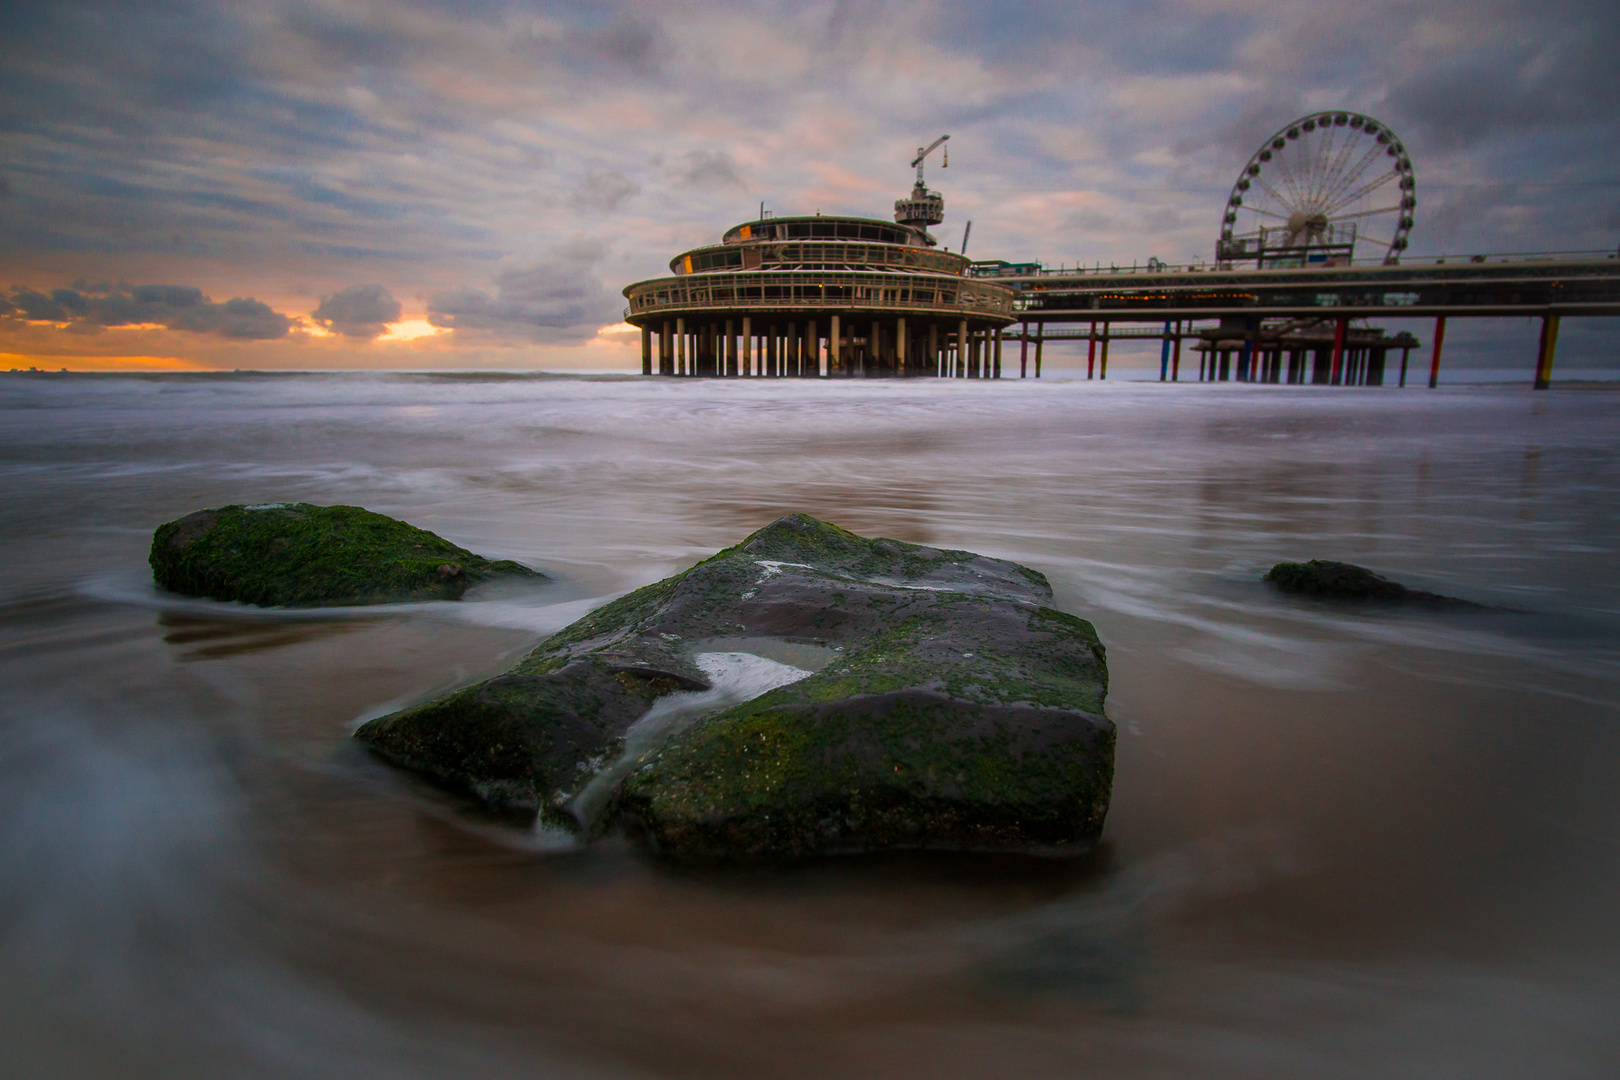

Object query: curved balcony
[670,241,970,276]
[623,270,1016,323]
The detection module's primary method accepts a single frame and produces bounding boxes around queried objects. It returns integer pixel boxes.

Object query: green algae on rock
[355,513,1114,859]
[150,503,541,607]
[1265,559,1473,607]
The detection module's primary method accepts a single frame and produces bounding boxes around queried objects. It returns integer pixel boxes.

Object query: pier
[625,113,1618,387]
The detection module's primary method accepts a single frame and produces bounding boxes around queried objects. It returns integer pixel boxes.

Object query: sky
[2,0,1617,373]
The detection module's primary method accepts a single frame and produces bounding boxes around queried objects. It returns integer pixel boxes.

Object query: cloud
[2,0,1619,370]
[571,171,641,212]
[1386,31,1620,150]
[2,283,292,340]
[585,13,664,69]
[427,243,617,345]
[675,150,745,191]
[311,283,402,339]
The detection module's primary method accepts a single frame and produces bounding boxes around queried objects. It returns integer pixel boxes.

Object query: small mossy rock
[1263,559,1475,608]
[356,513,1113,858]
[150,503,541,607]
[1265,560,1408,600]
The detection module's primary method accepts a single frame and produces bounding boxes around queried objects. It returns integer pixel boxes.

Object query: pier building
[622,139,1017,378]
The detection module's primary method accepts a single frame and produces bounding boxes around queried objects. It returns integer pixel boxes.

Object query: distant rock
[1264,560,1474,607]
[356,514,1115,860]
[150,503,541,607]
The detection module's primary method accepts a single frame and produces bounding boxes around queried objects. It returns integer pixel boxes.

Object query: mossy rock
[356,513,1114,859]
[150,503,542,607]
[1264,559,1472,607]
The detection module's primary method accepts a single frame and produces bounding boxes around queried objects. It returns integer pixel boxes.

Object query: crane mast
[911,135,949,187]
[895,134,951,236]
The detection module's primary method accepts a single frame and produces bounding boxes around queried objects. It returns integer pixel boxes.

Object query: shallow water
[2,372,1618,1078]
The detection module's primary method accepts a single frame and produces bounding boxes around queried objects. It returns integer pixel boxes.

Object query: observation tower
[622,138,1017,377]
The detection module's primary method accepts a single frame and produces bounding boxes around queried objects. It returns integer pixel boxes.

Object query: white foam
[565,650,812,833]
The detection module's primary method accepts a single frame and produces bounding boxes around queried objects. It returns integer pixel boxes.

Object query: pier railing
[969,249,1619,280]
[624,270,1015,321]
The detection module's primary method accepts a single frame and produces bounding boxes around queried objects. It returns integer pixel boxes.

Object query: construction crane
[895,135,950,232]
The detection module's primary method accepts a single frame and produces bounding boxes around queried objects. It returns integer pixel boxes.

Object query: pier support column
[896,318,907,377]
[1160,320,1172,381]
[1535,313,1561,390]
[676,318,686,376]
[741,317,752,376]
[1399,345,1410,387]
[1428,316,1446,388]
[723,320,733,377]
[1087,321,1096,379]
[829,315,840,375]
[807,320,818,377]
[641,326,652,375]
[928,323,939,377]
[1100,323,1110,379]
[659,321,671,375]
[993,328,1002,378]
[1020,323,1028,377]
[1172,321,1182,381]
[1330,317,1348,385]
[1034,323,1044,378]
[958,320,968,379]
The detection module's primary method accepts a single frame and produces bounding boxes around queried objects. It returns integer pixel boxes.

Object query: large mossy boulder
[150,503,541,607]
[356,514,1114,860]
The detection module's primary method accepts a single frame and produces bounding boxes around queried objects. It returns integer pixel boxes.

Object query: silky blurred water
[1,371,1617,1078]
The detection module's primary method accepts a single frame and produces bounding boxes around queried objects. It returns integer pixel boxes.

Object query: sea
[2,370,1617,1078]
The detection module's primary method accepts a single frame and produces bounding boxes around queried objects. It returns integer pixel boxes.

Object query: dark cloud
[586,13,663,69]
[676,150,744,191]
[1387,31,1620,150]
[428,244,616,344]
[2,282,292,339]
[0,176,11,198]
[571,171,640,212]
[312,283,401,338]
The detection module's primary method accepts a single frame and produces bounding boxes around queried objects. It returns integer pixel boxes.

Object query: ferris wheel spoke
[1308,128,1338,206]
[1313,126,1348,206]
[1320,134,1365,206]
[1279,156,1312,211]
[1253,174,1289,207]
[1321,145,1391,210]
[1325,171,1400,215]
[1331,204,1403,220]
[1272,144,1308,209]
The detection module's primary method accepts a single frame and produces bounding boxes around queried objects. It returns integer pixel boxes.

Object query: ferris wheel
[1217,111,1415,268]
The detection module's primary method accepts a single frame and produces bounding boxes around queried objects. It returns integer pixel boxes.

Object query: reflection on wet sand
[158,610,375,661]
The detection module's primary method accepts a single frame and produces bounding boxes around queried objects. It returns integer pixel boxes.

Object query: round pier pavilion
[622,213,1017,378]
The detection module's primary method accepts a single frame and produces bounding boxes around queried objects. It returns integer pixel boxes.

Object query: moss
[622,691,1113,860]
[150,502,541,607]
